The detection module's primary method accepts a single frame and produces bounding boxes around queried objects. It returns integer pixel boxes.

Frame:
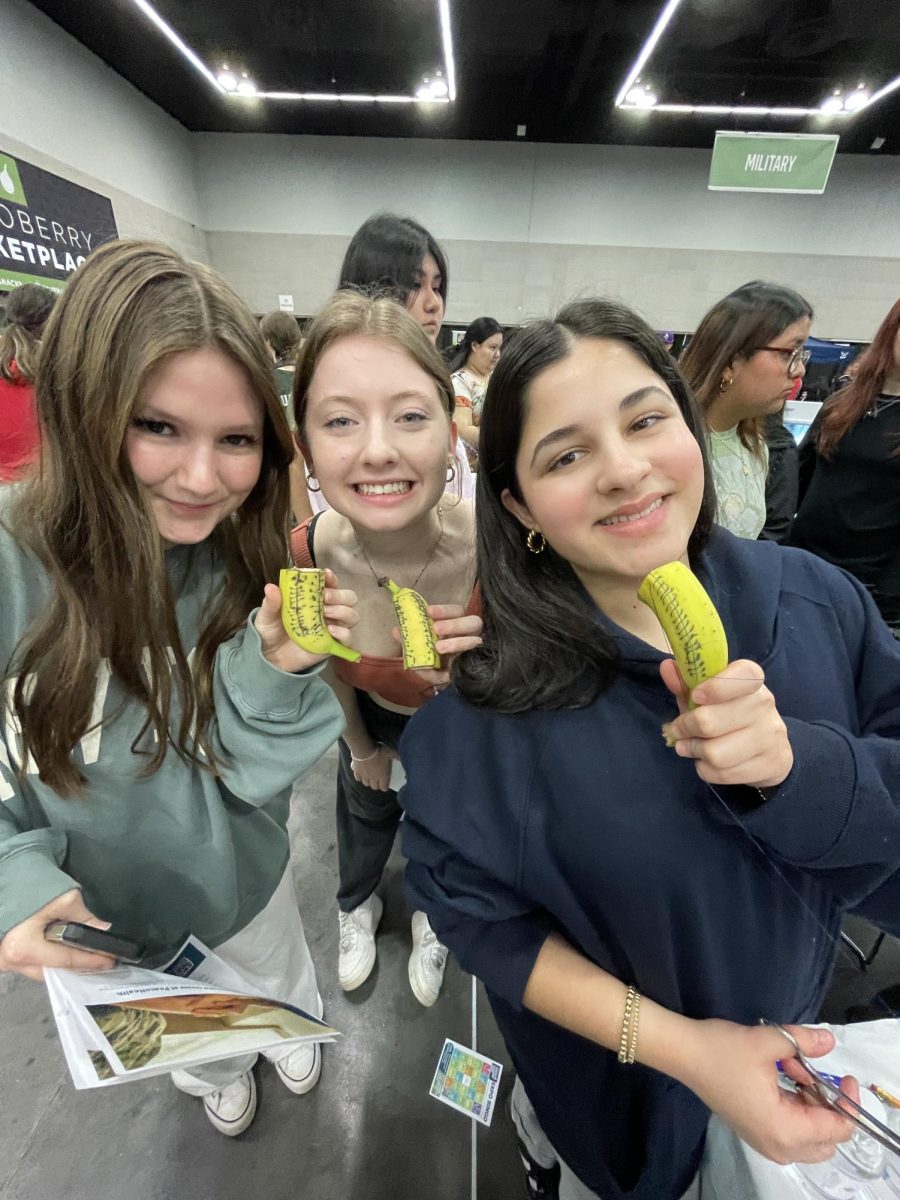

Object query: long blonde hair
[4,239,295,796]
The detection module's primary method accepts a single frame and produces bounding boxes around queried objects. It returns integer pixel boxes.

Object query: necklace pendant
[742,463,750,477]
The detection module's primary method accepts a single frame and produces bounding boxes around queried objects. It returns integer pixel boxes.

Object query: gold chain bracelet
[617,984,642,1065]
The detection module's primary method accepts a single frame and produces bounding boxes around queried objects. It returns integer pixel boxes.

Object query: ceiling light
[437,0,457,101]
[820,94,843,115]
[625,84,657,108]
[870,136,885,150]
[843,86,870,111]
[236,77,257,96]
[416,84,434,101]
[430,79,449,98]
[217,68,237,91]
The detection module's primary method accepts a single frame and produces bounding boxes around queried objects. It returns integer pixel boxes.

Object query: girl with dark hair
[0,240,354,1137]
[398,298,900,1199]
[337,212,476,501]
[680,282,812,539]
[791,300,900,635]
[291,290,481,1007]
[259,310,311,523]
[449,316,503,456]
[0,282,56,480]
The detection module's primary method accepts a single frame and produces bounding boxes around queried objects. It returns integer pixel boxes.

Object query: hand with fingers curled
[659,658,794,791]
[256,568,359,674]
[678,1020,860,1166]
[0,889,116,982]
[395,603,484,692]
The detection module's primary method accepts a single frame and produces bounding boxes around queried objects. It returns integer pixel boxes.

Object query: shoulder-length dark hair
[0,283,57,383]
[338,213,448,308]
[453,298,716,713]
[449,316,502,372]
[4,239,294,797]
[816,299,900,458]
[679,282,813,456]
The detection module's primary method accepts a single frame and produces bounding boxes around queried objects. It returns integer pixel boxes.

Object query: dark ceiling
[27,0,900,153]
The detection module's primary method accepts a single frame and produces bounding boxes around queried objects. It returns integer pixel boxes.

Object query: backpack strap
[290,512,321,568]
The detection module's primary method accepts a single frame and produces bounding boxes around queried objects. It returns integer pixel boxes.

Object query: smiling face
[125,347,264,545]
[728,315,812,417]
[302,334,456,532]
[502,337,704,603]
[405,253,444,343]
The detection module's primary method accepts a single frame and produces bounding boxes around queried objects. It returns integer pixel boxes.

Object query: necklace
[353,505,445,589]
[709,429,750,477]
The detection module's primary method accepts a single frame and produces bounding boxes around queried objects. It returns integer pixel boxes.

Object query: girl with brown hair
[680,282,812,539]
[0,282,56,479]
[791,299,900,635]
[0,240,355,1137]
[291,290,481,1007]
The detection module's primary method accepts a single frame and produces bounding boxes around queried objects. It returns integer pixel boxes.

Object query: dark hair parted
[679,282,813,456]
[449,317,502,372]
[0,283,57,383]
[816,299,900,457]
[4,239,294,796]
[259,311,302,366]
[338,213,448,308]
[452,298,716,714]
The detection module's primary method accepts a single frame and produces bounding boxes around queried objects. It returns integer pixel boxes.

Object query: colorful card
[429,1038,503,1126]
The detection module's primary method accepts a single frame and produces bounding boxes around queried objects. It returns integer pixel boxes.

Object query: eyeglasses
[759,345,812,375]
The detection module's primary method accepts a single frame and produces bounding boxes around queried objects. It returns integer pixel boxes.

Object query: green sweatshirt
[0,512,344,959]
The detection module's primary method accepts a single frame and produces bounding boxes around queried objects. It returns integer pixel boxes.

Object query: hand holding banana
[257,568,359,673]
[390,601,484,689]
[640,562,793,791]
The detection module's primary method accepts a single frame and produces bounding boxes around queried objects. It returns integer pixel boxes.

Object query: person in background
[260,310,311,523]
[759,373,803,544]
[680,282,812,539]
[290,290,481,1006]
[0,283,56,481]
[338,212,476,501]
[791,300,900,637]
[449,316,504,460]
[0,240,354,1138]
[399,298,900,1200]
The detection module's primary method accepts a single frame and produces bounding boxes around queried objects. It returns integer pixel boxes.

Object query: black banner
[0,149,118,293]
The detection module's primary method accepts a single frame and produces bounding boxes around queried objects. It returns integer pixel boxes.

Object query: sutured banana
[637,561,728,712]
[279,568,361,662]
[378,577,441,671]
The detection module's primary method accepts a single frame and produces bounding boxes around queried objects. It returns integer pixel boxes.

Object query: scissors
[763,1021,900,1159]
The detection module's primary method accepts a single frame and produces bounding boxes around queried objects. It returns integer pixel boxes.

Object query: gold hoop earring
[719,376,733,394]
[526,529,546,554]
[306,472,321,493]
[446,458,457,484]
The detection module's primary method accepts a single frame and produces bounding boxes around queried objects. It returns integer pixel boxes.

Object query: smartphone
[44,921,145,964]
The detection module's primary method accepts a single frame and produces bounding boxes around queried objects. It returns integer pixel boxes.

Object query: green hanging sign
[708,132,840,194]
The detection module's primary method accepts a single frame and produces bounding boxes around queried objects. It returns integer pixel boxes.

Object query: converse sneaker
[274,1041,321,1095]
[202,1070,257,1137]
[408,910,448,1007]
[338,893,383,991]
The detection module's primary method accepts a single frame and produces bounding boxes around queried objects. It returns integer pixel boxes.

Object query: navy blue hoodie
[399,531,900,1200]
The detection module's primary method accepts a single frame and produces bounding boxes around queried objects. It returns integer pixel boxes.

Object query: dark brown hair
[679,282,813,456]
[260,311,302,365]
[4,239,294,796]
[0,283,57,383]
[816,299,900,457]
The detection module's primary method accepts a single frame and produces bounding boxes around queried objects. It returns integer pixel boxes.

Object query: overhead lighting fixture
[126,0,458,105]
[820,92,843,115]
[614,0,900,120]
[870,136,886,150]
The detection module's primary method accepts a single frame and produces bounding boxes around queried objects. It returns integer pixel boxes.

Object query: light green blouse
[706,426,769,540]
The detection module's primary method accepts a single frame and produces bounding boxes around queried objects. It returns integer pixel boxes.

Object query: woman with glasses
[680,283,812,539]
[790,300,900,637]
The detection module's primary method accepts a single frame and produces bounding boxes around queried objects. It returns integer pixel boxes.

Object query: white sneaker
[274,1041,321,1095]
[202,1070,257,1137]
[408,910,448,1007]
[338,893,383,991]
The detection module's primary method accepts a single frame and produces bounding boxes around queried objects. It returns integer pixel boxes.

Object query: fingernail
[675,741,690,758]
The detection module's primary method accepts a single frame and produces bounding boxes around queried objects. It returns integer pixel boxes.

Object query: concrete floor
[1,744,898,1200]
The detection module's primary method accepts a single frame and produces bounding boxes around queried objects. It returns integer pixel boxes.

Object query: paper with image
[44,935,338,1090]
[429,1038,502,1126]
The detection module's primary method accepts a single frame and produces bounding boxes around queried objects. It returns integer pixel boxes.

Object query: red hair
[817,299,900,457]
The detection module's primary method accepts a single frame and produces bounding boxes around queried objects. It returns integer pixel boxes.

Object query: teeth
[600,497,663,526]
[356,482,411,496]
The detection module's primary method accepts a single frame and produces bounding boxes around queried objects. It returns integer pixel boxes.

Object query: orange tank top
[290,515,479,711]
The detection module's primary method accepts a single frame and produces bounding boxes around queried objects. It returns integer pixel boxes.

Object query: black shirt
[790,394,900,624]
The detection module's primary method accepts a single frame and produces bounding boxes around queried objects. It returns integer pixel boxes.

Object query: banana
[638,561,728,711]
[279,568,361,662]
[378,577,441,671]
